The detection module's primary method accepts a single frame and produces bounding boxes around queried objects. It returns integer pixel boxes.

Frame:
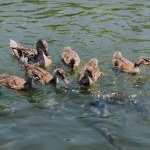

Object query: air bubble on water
[113,81,116,84]
[131,94,137,98]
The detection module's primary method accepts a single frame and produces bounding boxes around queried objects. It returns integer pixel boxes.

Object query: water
[0,0,150,149]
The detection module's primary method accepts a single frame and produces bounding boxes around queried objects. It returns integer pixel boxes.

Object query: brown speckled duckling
[112,52,150,74]
[10,39,52,67]
[79,58,101,86]
[62,46,80,70]
[0,74,33,90]
[23,64,69,85]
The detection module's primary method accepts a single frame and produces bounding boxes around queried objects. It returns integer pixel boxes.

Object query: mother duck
[10,39,52,67]
[112,52,150,74]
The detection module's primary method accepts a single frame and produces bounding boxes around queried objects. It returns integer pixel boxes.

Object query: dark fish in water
[95,125,122,150]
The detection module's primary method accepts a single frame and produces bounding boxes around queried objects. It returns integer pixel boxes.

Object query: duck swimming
[112,52,150,74]
[79,58,101,86]
[10,39,52,67]
[23,64,69,85]
[0,74,33,90]
[62,46,80,70]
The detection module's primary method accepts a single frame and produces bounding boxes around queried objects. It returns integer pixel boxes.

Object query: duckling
[10,39,52,67]
[62,46,80,70]
[0,74,33,90]
[79,58,101,86]
[23,64,69,85]
[112,52,150,74]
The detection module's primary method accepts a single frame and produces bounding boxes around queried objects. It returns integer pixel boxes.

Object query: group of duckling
[0,39,150,90]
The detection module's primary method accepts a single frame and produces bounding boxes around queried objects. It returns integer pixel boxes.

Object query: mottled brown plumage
[0,74,33,90]
[23,64,69,85]
[62,46,80,70]
[112,52,150,74]
[10,39,52,67]
[79,58,101,86]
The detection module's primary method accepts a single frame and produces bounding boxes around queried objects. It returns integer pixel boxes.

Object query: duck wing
[23,64,52,84]
[0,74,25,90]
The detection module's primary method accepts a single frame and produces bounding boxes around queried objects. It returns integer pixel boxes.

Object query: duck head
[49,68,69,84]
[62,47,72,64]
[134,56,150,67]
[36,39,50,57]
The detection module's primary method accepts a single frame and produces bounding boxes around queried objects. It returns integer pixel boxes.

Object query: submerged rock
[0,104,16,116]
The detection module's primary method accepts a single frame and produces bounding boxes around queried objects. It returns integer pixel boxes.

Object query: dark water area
[0,0,150,150]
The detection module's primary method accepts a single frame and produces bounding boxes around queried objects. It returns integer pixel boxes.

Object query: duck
[79,58,101,86]
[10,39,52,67]
[61,46,80,70]
[0,74,33,90]
[23,64,69,85]
[112,52,150,74]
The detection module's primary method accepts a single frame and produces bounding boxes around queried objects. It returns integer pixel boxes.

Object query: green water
[0,0,150,150]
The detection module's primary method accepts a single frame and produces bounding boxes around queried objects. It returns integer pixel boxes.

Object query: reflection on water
[0,0,150,150]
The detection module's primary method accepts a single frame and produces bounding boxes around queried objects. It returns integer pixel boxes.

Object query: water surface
[0,0,150,150]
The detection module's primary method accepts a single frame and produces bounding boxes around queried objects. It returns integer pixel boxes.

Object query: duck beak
[63,78,69,84]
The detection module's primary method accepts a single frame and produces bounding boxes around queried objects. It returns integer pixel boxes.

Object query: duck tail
[113,52,122,59]
[9,39,19,48]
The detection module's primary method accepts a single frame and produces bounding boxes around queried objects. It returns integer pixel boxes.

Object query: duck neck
[80,70,93,86]
[37,48,44,56]
[134,63,140,69]
[49,75,59,84]
[70,59,75,70]
[37,48,50,58]
[81,76,90,86]
[132,63,140,74]
[134,58,145,68]
[23,77,33,89]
